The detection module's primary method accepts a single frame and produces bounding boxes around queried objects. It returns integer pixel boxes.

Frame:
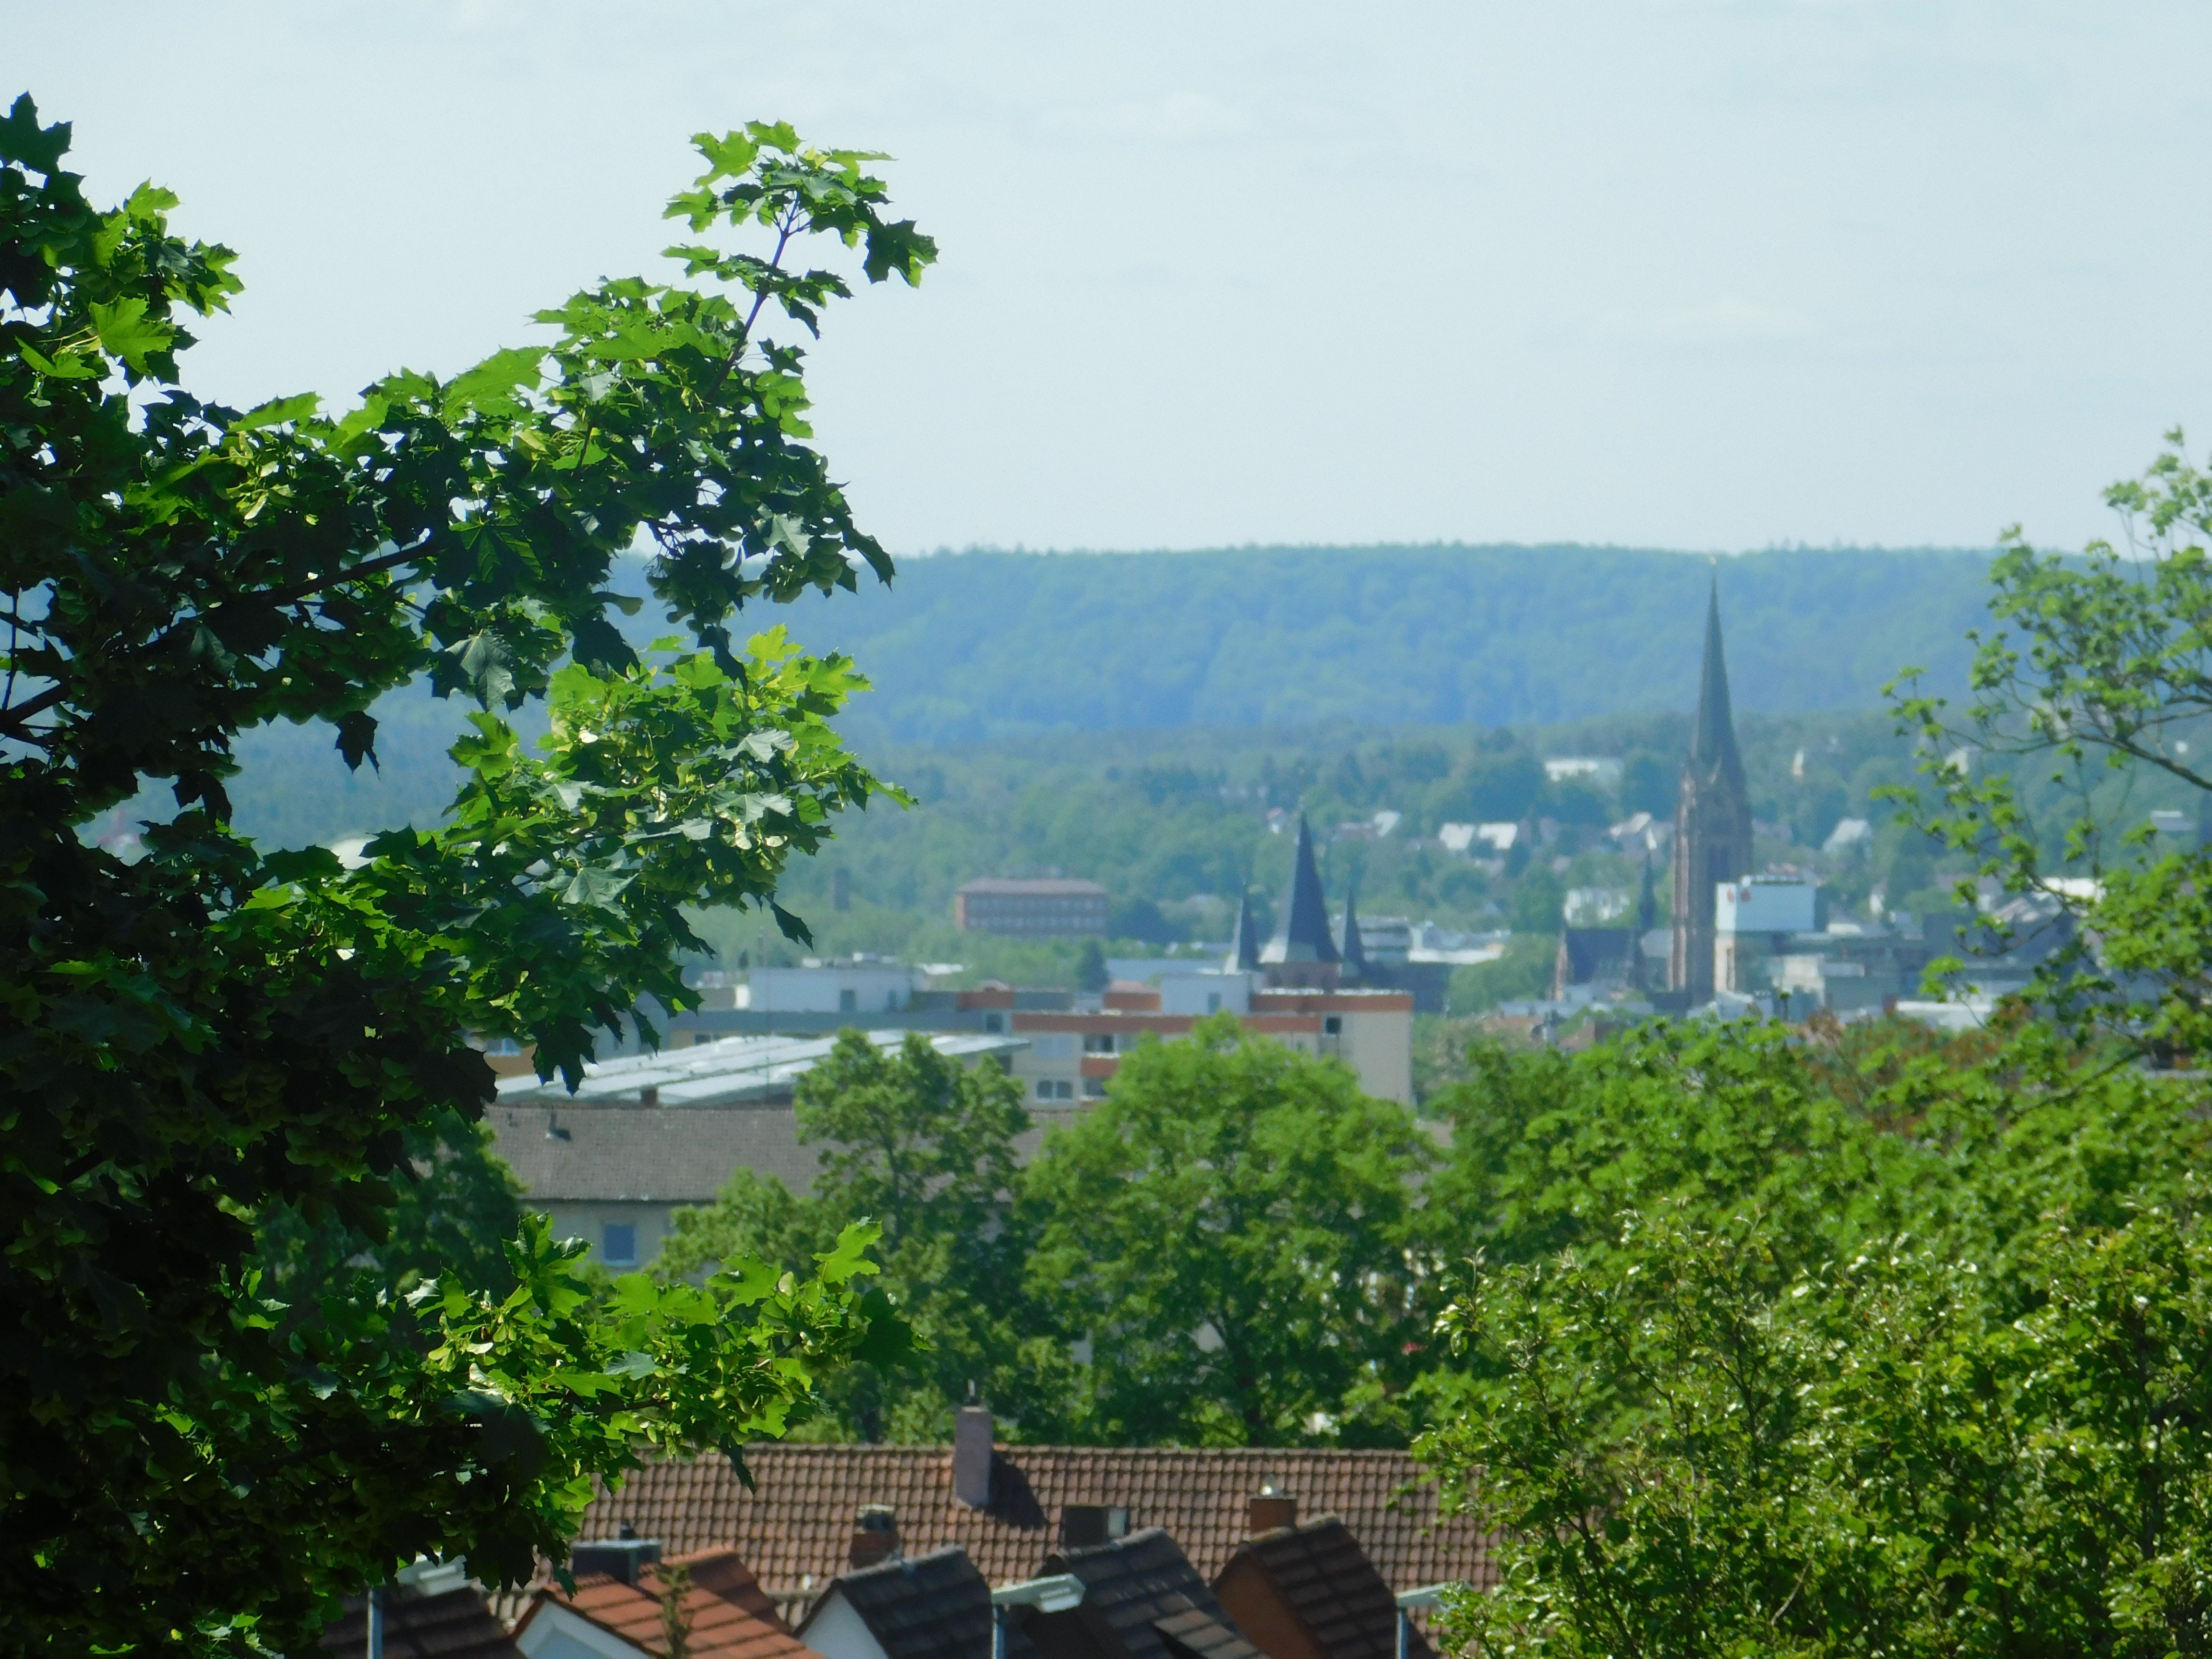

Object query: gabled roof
[798,1545,1022,1659]
[1260,817,1338,966]
[320,1586,522,1659]
[581,1443,1492,1596]
[1686,576,1747,791]
[541,1550,812,1659]
[1030,1528,1261,1659]
[1226,894,1260,973]
[1555,928,1634,989]
[1213,1517,1430,1659]
[1336,886,1368,979]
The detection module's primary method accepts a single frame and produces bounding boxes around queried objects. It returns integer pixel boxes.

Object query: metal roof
[495,1029,1029,1110]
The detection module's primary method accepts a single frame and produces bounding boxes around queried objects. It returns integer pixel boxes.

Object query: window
[1084,1033,1117,1054]
[838,988,857,1012]
[1083,1077,1107,1098]
[1323,1015,1342,1036]
[1037,1079,1073,1101]
[1206,993,1221,1013]
[601,1223,637,1266]
[984,1012,1004,1033]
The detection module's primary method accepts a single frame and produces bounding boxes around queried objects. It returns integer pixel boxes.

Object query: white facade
[730,963,921,1015]
[1154,969,1259,1015]
[797,1588,890,1659]
[1715,877,1818,935]
[516,1601,648,1659]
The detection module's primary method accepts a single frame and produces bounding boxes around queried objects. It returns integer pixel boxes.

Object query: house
[957,879,1112,939]
[518,1548,815,1659]
[320,1569,523,1659]
[1541,756,1623,790]
[577,1409,1494,1604]
[796,1545,1023,1659]
[1212,1512,1433,1659]
[486,1031,1027,1269]
[1021,1528,1262,1659]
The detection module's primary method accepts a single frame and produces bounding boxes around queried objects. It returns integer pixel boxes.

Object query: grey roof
[1226,893,1260,973]
[1260,817,1338,967]
[800,1546,1029,1659]
[1032,1529,1262,1659]
[495,1029,1027,1109]
[1216,1517,1430,1659]
[960,878,1109,897]
[319,1587,521,1659]
[1687,576,1747,792]
[490,1100,1093,1205]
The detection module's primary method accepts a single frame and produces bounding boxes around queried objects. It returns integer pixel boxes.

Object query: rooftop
[959,878,1110,897]
[494,1029,1027,1110]
[1216,1516,1430,1659]
[1035,1528,1260,1659]
[801,1545,1020,1659]
[581,1442,1492,1596]
[541,1550,809,1659]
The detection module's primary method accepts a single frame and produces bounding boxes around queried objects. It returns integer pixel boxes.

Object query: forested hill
[767,543,1997,746]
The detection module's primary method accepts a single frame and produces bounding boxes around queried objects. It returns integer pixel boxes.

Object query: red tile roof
[583,1444,1494,1597]
[543,1549,816,1659]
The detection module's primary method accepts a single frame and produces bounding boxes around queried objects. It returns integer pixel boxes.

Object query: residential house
[320,1570,522,1659]
[1212,1511,1433,1659]
[797,1546,1024,1659]
[1021,1528,1262,1659]
[576,1408,1494,1605]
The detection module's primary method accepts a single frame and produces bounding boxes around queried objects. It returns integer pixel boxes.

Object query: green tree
[1891,431,2212,1052]
[1022,1014,1436,1445]
[1,99,931,1653]
[661,1031,1038,1442]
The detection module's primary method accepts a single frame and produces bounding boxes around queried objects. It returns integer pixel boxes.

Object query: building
[1001,983,1415,1107]
[956,879,1111,939]
[1713,875,1820,993]
[1213,1514,1433,1659]
[798,1546,1012,1659]
[1542,756,1624,790]
[1257,817,1339,989]
[1024,1529,1262,1659]
[488,1031,1027,1268]
[520,1548,814,1659]
[694,962,924,1018]
[320,1569,524,1659]
[577,1409,1495,1603]
[1668,578,1755,1005]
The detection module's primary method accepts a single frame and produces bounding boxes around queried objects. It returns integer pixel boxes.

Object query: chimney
[1059,1504,1130,1550]
[954,1405,994,1508]
[1247,1484,1297,1536]
[849,1504,899,1570]
[571,1527,662,1586]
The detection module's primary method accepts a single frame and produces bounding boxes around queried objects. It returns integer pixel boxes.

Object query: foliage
[1022,1014,1438,1445]
[1447,933,1556,1014]
[1,97,929,1653]
[1890,431,2212,1052]
[661,1031,1035,1442]
[1419,1007,2212,1656]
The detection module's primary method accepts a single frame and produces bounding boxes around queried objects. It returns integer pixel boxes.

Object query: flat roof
[495,1029,1028,1109]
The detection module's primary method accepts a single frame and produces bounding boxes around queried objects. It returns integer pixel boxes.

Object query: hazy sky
[14,2,2210,554]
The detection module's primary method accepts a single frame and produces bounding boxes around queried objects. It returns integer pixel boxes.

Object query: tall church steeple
[1669,576,1755,1002]
[1260,813,1341,987]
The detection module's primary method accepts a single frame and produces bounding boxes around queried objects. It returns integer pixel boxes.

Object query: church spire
[1337,878,1368,982]
[1689,573,1747,788]
[1260,813,1339,965]
[1226,889,1260,972]
[1629,848,1657,990]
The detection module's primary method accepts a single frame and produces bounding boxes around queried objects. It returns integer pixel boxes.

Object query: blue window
[601,1223,637,1266]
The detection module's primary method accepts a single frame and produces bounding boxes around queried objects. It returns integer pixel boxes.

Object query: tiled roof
[488,1104,820,1204]
[542,1550,813,1659]
[799,1545,1024,1659]
[319,1586,521,1659]
[1214,1517,1431,1659]
[582,1443,1494,1596]
[1031,1529,1261,1659]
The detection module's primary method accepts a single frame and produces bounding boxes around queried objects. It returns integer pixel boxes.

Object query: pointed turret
[1688,575,1747,791]
[1226,890,1260,972]
[1260,814,1339,967]
[1337,879,1368,982]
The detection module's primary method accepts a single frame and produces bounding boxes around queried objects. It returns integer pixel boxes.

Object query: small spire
[1226,890,1260,972]
[1260,813,1340,965]
[1338,879,1368,980]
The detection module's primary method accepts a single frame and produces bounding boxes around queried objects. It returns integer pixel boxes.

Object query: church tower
[1669,577,1754,1001]
[1260,813,1341,989]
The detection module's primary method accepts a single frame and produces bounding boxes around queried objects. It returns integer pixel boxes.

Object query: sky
[13,2,2212,556]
